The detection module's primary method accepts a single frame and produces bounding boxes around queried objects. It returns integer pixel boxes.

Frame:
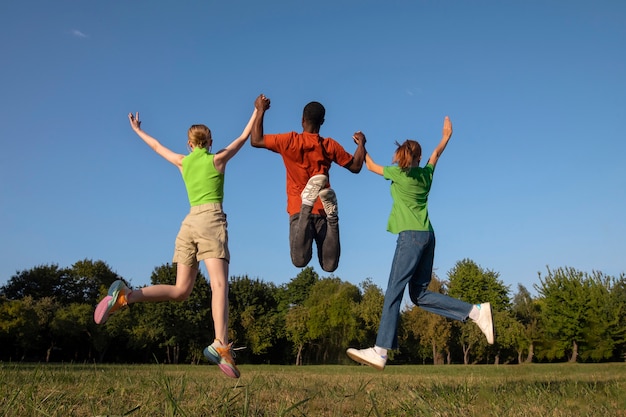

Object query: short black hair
[303,101,325,126]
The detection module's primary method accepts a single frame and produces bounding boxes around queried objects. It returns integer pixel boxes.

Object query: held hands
[352,131,366,146]
[442,116,452,139]
[255,94,271,111]
[128,112,142,131]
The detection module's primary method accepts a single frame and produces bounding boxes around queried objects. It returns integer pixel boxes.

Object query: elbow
[353,159,366,173]
[347,163,362,174]
[250,135,263,148]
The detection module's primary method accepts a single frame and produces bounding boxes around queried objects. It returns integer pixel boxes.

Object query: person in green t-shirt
[346,116,495,370]
[94,96,267,379]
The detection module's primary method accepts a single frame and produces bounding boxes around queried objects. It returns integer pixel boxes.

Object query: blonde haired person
[346,116,494,370]
[94,98,262,378]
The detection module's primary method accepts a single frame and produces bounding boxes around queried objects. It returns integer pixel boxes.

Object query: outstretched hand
[128,112,141,131]
[352,131,366,146]
[442,116,452,139]
[255,94,271,111]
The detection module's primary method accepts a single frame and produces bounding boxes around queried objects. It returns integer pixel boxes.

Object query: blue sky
[1,0,624,299]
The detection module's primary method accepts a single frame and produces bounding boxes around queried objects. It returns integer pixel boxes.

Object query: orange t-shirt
[264,132,354,216]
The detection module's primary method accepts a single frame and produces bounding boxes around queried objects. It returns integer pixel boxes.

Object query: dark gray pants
[289,205,340,272]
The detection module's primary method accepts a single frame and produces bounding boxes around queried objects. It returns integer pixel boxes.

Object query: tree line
[1,259,624,365]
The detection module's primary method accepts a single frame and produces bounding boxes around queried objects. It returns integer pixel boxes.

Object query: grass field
[1,362,625,416]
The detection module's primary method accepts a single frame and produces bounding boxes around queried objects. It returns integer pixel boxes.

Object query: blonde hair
[187,124,212,149]
[392,140,422,171]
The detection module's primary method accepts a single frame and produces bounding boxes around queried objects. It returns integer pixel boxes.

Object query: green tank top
[181,147,224,206]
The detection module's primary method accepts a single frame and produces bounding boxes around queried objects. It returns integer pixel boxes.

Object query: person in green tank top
[94,96,267,379]
[346,116,495,370]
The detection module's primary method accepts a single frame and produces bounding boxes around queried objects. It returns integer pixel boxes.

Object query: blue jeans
[375,230,472,350]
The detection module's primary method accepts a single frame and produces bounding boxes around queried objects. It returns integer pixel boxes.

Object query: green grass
[1,362,625,416]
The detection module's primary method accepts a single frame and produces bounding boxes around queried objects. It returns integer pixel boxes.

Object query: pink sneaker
[94,280,129,324]
[203,340,240,378]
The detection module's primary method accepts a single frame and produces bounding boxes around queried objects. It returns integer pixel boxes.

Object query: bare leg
[126,263,198,303]
[205,257,229,345]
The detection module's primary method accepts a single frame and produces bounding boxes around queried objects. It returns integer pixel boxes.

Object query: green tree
[0,297,40,360]
[1,264,71,303]
[0,296,63,362]
[447,259,510,364]
[455,316,488,364]
[447,259,510,310]
[491,310,525,364]
[281,268,321,365]
[535,266,590,362]
[354,278,384,347]
[68,259,122,305]
[610,274,626,360]
[32,297,62,362]
[50,303,96,361]
[400,276,452,364]
[228,275,281,363]
[511,284,542,363]
[283,267,319,306]
[285,304,311,365]
[123,264,212,364]
[579,271,624,361]
[305,277,361,363]
[0,261,126,362]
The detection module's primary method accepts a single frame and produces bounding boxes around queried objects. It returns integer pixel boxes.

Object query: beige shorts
[173,203,230,268]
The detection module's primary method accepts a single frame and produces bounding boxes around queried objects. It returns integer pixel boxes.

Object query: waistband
[189,202,223,214]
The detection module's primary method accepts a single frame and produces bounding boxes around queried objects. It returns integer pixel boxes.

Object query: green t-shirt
[383,164,435,234]
[181,147,224,206]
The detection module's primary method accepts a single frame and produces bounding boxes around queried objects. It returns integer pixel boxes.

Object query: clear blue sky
[1,0,624,298]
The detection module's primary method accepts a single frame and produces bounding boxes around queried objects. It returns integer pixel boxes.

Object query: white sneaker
[474,302,495,344]
[319,188,338,217]
[301,174,328,205]
[346,347,387,370]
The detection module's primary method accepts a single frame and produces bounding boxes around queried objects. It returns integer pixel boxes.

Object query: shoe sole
[204,345,240,378]
[94,295,113,324]
[319,188,338,217]
[346,350,385,371]
[93,281,127,324]
[218,363,240,379]
[482,303,495,344]
[301,175,328,201]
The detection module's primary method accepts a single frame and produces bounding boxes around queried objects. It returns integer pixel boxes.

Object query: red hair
[392,140,422,170]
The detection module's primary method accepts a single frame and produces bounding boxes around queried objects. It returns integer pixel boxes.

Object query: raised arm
[365,152,384,176]
[250,94,271,148]
[212,107,258,173]
[344,131,367,173]
[426,116,453,168]
[128,112,184,170]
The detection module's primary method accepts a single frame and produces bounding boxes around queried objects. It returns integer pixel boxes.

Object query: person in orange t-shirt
[251,94,366,272]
